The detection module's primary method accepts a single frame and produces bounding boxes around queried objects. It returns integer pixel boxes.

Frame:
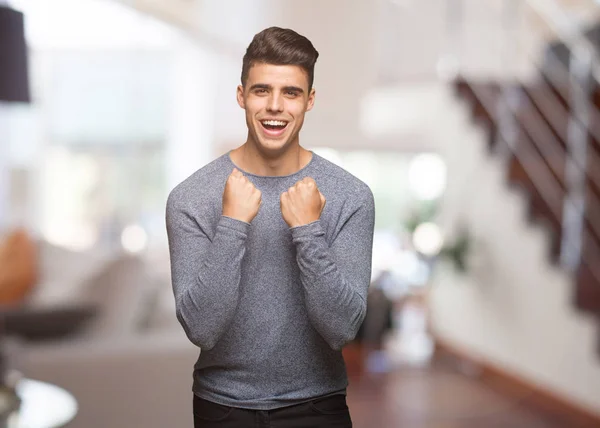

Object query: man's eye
[255,89,267,94]
[286,91,298,97]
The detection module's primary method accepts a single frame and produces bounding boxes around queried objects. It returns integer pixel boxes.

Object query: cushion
[0,228,38,306]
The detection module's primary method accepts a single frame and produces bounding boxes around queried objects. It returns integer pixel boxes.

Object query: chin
[254,130,294,151]
[256,138,291,155]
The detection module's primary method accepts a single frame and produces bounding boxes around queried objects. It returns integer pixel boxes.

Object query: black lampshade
[0,5,30,103]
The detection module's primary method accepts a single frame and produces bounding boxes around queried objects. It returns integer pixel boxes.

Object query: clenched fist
[280,177,326,228]
[222,168,262,223]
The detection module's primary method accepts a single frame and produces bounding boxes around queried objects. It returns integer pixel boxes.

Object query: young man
[166,27,375,428]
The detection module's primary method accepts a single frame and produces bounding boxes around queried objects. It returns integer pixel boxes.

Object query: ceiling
[15,0,600,151]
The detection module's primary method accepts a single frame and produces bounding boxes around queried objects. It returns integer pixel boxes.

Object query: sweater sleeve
[165,194,250,351]
[290,189,375,350]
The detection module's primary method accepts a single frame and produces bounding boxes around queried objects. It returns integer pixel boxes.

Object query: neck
[230,140,312,176]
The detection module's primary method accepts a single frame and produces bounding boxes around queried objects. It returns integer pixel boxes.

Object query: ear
[306,87,316,112]
[236,85,245,109]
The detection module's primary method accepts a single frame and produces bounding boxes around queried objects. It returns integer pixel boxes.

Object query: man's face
[237,63,315,156]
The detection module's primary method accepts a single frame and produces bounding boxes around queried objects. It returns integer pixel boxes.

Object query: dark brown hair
[241,27,319,91]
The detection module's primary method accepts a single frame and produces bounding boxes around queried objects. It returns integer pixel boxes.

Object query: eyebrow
[249,84,304,94]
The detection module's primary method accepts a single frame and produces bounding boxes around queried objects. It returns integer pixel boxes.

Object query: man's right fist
[222,168,262,223]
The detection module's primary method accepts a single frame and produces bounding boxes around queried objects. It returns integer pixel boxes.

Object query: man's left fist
[280,177,326,228]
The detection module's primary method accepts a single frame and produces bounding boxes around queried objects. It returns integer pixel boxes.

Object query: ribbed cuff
[219,215,251,235]
[290,220,325,240]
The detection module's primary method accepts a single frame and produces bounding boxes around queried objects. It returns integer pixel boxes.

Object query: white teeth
[261,120,287,127]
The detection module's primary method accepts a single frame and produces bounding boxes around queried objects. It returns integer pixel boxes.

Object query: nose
[267,92,283,113]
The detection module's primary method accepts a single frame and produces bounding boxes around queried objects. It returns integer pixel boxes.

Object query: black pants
[193,394,353,428]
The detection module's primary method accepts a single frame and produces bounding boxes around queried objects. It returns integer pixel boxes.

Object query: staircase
[451,21,600,347]
[428,1,600,420]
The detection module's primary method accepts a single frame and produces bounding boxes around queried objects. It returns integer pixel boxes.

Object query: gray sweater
[165,151,375,410]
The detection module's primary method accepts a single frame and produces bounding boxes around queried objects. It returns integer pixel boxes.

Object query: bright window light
[10,0,174,49]
[121,224,148,253]
[412,222,444,256]
[408,153,446,200]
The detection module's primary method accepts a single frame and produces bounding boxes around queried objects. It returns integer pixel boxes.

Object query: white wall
[166,34,217,191]
[0,107,9,231]
[0,103,42,233]
[429,85,600,417]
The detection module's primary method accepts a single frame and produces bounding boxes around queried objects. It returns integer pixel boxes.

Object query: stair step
[522,84,568,149]
[523,84,600,198]
[575,263,600,313]
[453,79,501,151]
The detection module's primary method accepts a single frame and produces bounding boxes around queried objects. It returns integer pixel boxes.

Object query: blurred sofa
[16,240,199,428]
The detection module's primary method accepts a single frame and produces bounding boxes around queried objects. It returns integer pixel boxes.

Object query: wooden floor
[346,359,566,428]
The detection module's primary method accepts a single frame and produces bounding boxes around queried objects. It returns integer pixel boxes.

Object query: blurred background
[1,0,600,427]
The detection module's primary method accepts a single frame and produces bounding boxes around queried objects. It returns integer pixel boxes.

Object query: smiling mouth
[260,119,289,137]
